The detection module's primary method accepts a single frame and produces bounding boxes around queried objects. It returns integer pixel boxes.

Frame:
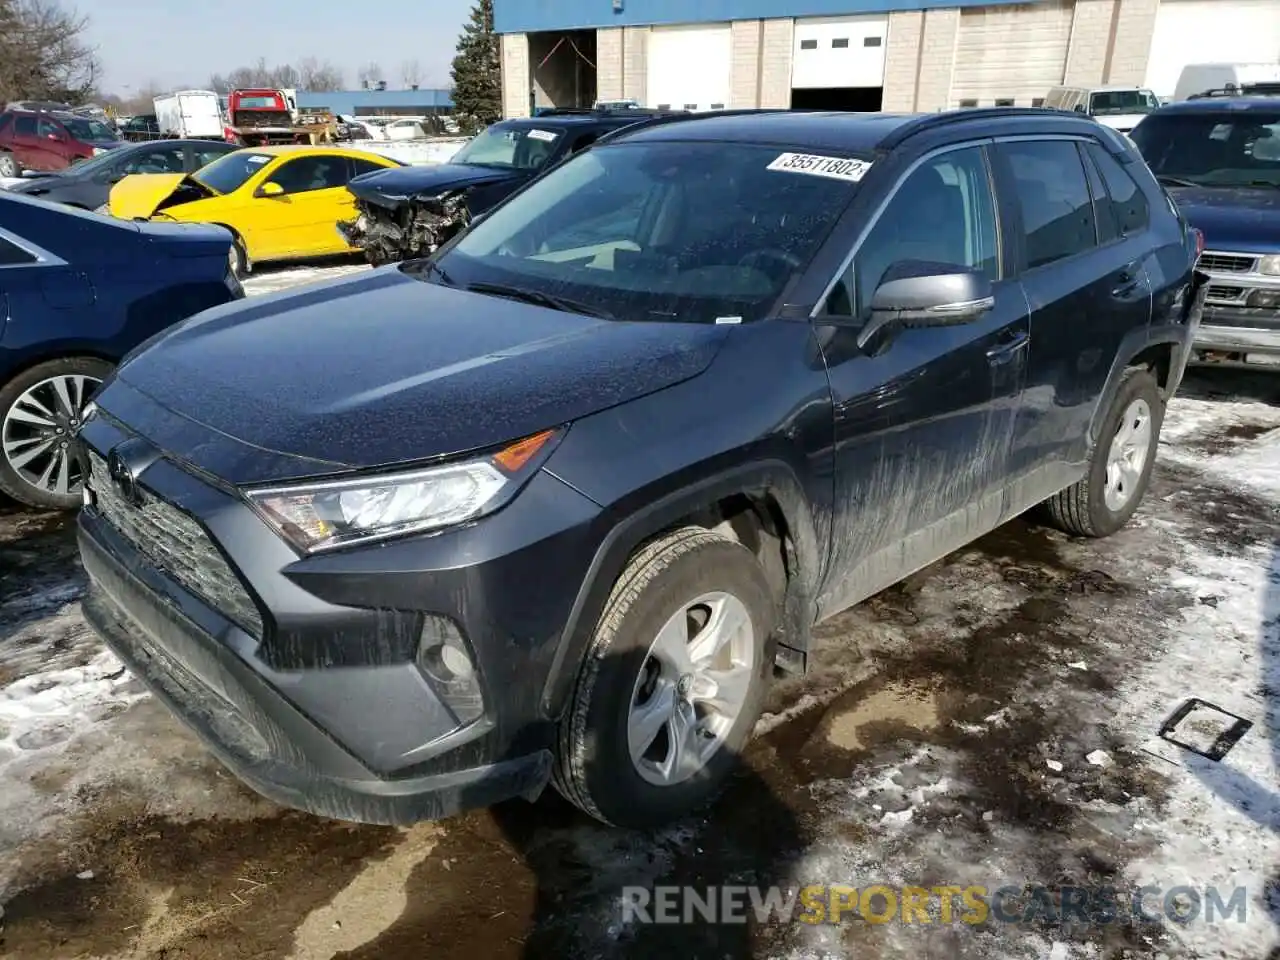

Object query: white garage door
[647,24,732,112]
[792,15,888,89]
[951,0,1074,107]
[1144,0,1280,99]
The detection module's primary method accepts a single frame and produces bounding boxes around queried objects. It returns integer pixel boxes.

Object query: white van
[1172,62,1280,102]
[1043,85,1160,134]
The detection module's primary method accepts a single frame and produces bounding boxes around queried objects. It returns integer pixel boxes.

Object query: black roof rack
[877,106,1072,149]
[591,108,792,144]
[1187,82,1280,99]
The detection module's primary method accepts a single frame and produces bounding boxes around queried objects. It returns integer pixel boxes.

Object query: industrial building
[295,87,454,117]
[492,0,1280,116]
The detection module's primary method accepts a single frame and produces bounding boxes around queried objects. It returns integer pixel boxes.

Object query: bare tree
[0,0,101,105]
[401,59,422,89]
[357,62,384,89]
[297,57,344,92]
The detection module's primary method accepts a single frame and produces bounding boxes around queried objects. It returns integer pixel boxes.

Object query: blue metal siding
[295,89,454,114]
[494,0,1051,33]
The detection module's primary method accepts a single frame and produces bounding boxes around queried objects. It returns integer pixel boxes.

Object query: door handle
[1112,260,1142,297]
[986,328,1029,365]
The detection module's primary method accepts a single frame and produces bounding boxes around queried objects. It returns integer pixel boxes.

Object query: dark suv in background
[1130,88,1280,368]
[76,107,1204,830]
[0,108,123,176]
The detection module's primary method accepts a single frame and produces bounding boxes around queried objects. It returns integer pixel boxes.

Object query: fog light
[1247,288,1280,309]
[417,616,484,726]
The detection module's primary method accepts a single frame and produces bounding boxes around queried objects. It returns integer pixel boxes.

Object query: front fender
[540,457,824,718]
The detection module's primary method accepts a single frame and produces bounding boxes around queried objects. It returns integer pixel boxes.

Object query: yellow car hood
[109,173,214,219]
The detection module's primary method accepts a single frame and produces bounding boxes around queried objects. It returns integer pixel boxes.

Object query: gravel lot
[0,262,1276,960]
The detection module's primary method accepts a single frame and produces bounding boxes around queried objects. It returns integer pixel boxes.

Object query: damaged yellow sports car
[108,145,402,275]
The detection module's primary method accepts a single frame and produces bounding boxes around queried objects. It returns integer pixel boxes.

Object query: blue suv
[1130,88,1280,367]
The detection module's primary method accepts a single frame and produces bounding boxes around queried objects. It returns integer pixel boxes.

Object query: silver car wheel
[1103,397,1153,512]
[627,590,756,787]
[1,373,100,498]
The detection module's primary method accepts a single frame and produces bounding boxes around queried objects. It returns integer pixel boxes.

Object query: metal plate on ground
[1153,697,1253,762]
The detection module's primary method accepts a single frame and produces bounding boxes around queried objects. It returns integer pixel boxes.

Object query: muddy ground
[0,302,1277,958]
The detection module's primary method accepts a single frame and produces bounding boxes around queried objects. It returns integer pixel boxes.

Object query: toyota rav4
[75,108,1206,829]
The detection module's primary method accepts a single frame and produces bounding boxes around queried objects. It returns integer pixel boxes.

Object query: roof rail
[877,105,1089,150]
[1187,82,1280,99]
[592,107,796,144]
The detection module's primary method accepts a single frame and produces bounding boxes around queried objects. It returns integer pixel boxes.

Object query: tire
[0,152,20,179]
[0,357,113,510]
[1042,368,1164,538]
[227,234,249,278]
[553,526,776,827]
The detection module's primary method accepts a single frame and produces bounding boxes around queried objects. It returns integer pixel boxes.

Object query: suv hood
[106,267,730,485]
[1167,185,1280,253]
[347,163,521,208]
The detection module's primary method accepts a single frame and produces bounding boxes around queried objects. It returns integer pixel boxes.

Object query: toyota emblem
[107,449,142,506]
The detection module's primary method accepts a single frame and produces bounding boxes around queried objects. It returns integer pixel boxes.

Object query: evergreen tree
[450,0,501,127]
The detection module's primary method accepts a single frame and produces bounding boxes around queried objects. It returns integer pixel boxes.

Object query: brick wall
[759,18,795,108]
[1064,0,1116,86]
[915,8,960,112]
[622,26,649,102]
[1106,0,1159,85]
[883,10,925,111]
[597,27,625,101]
[501,33,530,118]
[731,20,763,108]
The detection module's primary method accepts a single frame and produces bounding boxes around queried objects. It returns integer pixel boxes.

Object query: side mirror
[857,263,994,351]
[46,132,61,141]
[256,181,285,198]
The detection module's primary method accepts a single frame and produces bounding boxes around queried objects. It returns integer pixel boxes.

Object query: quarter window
[1086,142,1150,237]
[1001,140,1097,269]
[824,146,1000,317]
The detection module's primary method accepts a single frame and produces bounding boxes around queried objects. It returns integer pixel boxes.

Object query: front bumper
[76,412,606,824]
[1191,251,1280,366]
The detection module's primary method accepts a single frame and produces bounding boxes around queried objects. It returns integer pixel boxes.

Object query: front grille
[86,450,264,637]
[1205,284,1247,303]
[1198,252,1257,274]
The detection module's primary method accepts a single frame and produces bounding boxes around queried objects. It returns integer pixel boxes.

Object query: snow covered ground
[0,268,1276,959]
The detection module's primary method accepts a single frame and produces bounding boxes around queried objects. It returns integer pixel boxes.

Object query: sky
[84,0,474,94]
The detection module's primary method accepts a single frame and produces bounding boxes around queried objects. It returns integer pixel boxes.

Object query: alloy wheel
[1103,398,1153,512]
[1,373,100,499]
[627,590,756,787]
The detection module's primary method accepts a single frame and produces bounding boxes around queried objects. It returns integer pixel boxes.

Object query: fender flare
[1088,326,1188,447]
[540,458,824,718]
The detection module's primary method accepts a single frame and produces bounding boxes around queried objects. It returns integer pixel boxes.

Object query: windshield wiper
[1156,175,1200,188]
[405,257,456,286]
[464,281,616,320]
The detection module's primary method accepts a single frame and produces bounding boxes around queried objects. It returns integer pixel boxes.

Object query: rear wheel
[1042,368,1163,538]
[227,234,249,278]
[0,357,113,510]
[553,527,776,827]
[0,152,20,178]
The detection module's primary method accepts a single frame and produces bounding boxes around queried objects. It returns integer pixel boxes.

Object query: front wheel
[1042,368,1164,538]
[553,526,776,827]
[0,357,113,510]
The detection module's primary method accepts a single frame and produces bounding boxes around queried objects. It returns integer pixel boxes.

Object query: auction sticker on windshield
[526,129,558,142]
[767,153,872,182]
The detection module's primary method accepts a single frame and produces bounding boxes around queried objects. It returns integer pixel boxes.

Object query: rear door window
[122,146,186,175]
[1000,140,1097,269]
[14,115,37,136]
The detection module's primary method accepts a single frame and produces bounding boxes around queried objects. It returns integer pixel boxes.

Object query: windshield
[1088,89,1158,116]
[63,117,116,141]
[235,95,283,110]
[451,123,563,170]
[1130,113,1280,187]
[191,151,272,194]
[429,141,865,323]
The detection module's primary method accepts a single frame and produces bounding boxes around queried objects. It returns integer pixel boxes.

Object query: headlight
[246,428,561,553]
[1257,254,1280,276]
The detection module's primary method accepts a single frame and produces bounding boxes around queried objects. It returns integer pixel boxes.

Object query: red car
[0,108,124,176]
